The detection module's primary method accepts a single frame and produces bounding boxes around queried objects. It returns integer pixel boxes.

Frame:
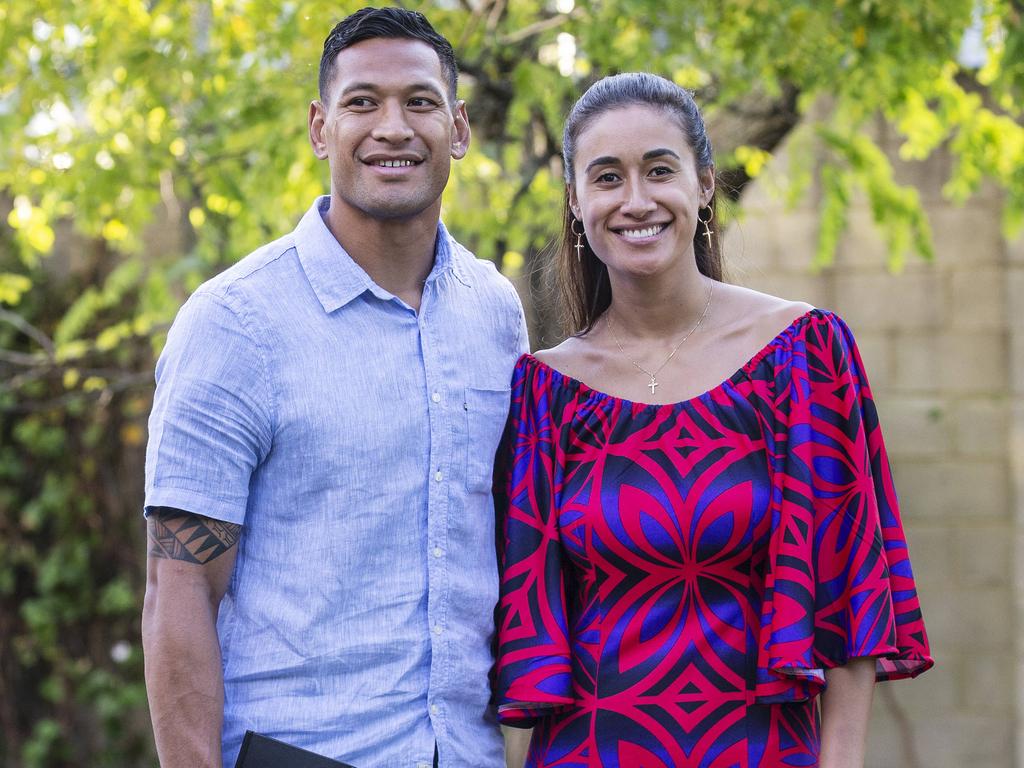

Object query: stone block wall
[723,135,1018,766]
[1010,234,1024,768]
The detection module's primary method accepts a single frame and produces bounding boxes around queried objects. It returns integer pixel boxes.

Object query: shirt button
[433,547,443,558]
[431,392,441,403]
[433,624,443,635]
[434,470,443,482]
[430,704,439,715]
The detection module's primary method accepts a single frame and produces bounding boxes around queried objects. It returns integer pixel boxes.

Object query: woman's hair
[557,72,721,335]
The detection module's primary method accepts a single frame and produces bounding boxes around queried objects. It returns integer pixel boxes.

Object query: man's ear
[450,100,471,160]
[309,100,328,160]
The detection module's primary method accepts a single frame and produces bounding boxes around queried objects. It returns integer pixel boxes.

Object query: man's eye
[408,97,437,108]
[346,97,374,108]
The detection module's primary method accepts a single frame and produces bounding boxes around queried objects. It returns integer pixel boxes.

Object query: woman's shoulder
[724,286,858,352]
[716,287,876,393]
[709,283,817,356]
[530,334,601,382]
[716,283,813,328]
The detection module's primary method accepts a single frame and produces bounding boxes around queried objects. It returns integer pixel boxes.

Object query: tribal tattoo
[147,508,241,564]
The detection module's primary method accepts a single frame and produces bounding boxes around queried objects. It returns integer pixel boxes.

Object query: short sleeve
[754,312,933,702]
[144,291,275,525]
[502,274,531,357]
[494,356,574,727]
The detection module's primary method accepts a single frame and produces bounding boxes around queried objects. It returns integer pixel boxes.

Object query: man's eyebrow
[337,82,379,96]
[336,82,446,99]
[406,82,446,99]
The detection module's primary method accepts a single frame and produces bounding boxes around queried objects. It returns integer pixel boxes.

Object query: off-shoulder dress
[494,309,932,768]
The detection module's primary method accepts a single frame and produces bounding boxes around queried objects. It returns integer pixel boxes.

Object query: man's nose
[371,102,415,143]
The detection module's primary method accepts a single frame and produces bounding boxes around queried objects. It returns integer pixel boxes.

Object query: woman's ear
[568,184,581,220]
[699,165,716,207]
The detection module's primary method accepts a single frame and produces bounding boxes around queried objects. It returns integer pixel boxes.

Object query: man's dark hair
[318,7,458,104]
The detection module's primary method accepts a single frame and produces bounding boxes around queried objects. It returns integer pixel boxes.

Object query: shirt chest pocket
[463,386,512,493]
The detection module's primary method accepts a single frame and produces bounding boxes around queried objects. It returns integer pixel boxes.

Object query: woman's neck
[605,264,712,340]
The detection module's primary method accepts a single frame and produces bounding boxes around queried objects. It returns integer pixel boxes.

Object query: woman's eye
[650,166,675,176]
[595,172,620,183]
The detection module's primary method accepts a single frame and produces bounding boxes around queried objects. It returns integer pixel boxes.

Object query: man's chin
[356,197,439,222]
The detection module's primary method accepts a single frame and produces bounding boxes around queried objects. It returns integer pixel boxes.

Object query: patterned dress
[495,310,932,768]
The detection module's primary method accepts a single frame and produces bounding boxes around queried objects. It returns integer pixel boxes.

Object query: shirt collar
[294,196,471,314]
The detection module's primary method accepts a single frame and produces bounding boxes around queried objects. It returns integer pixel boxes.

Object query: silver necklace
[606,282,714,396]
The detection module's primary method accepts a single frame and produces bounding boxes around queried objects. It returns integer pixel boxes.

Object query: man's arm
[142,508,241,768]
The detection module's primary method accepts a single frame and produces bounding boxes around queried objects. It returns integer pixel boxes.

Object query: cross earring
[697,205,714,250]
[570,218,586,263]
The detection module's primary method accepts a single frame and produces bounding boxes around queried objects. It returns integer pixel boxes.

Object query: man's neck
[323,198,441,310]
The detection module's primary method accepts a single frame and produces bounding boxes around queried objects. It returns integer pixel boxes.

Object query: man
[141,8,527,768]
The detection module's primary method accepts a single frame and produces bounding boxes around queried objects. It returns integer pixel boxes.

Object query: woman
[494,73,932,768]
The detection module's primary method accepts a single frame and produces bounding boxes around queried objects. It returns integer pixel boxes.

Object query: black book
[233,731,356,768]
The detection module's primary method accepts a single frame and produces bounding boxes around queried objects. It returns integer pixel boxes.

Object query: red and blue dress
[494,309,932,768]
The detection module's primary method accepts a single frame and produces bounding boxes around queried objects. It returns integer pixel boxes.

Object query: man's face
[309,37,470,222]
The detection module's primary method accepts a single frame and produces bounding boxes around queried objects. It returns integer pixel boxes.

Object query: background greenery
[1,1,1021,765]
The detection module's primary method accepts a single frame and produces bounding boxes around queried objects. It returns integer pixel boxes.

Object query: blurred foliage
[0,0,1022,765]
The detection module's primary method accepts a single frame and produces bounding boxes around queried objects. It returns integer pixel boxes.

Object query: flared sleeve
[754,311,933,702]
[494,356,575,727]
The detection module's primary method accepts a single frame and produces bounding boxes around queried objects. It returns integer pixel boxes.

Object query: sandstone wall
[724,130,1018,767]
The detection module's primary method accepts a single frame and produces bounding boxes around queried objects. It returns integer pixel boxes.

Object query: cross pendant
[703,225,714,249]
[575,240,584,260]
[648,375,658,395]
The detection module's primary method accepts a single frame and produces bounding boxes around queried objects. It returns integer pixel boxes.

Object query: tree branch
[0,349,48,366]
[499,12,574,45]
[457,0,493,51]
[0,371,152,413]
[0,308,55,359]
[486,0,507,31]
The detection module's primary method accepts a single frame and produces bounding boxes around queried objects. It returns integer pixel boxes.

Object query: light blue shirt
[145,196,528,768]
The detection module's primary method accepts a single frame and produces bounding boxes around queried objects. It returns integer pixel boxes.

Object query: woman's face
[569,104,714,280]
